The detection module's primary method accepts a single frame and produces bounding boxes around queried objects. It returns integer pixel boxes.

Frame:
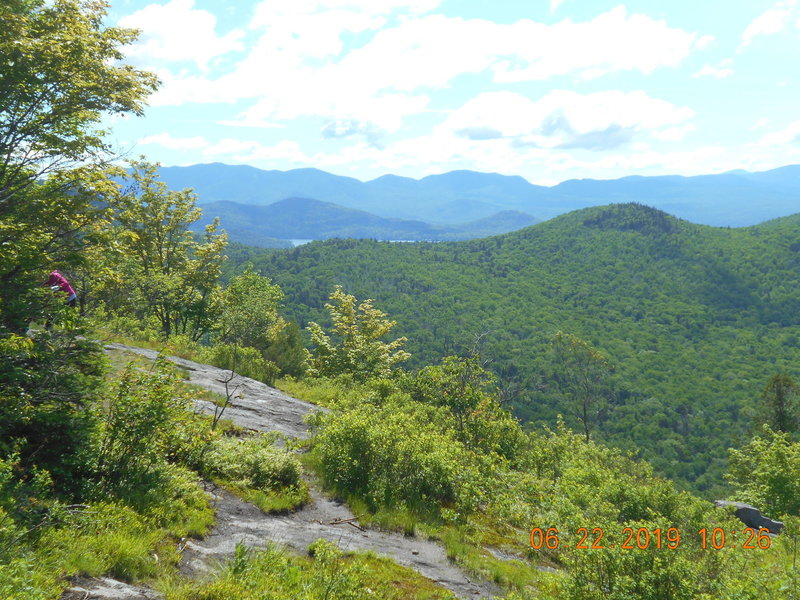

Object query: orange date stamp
[530,527,772,550]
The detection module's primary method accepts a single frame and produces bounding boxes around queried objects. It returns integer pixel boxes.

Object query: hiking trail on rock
[94,343,504,600]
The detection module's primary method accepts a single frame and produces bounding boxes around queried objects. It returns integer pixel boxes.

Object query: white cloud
[120,0,245,70]
[334,15,500,92]
[541,146,735,178]
[441,90,694,150]
[303,134,730,183]
[759,120,800,145]
[550,0,565,13]
[271,88,698,176]
[252,0,441,23]
[306,134,545,177]
[142,5,708,139]
[137,135,312,165]
[238,89,430,138]
[693,59,734,79]
[137,127,793,187]
[248,4,385,61]
[138,132,210,150]
[493,7,709,82]
[751,117,769,130]
[740,1,797,49]
[334,7,707,89]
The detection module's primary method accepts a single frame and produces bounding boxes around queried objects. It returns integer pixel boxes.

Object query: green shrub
[163,334,202,359]
[280,374,386,411]
[313,400,493,517]
[261,321,308,378]
[90,360,188,500]
[0,453,57,527]
[201,434,302,491]
[726,425,800,517]
[166,539,447,600]
[0,555,59,600]
[201,343,280,385]
[407,354,526,462]
[0,330,103,500]
[500,425,751,600]
[306,286,410,382]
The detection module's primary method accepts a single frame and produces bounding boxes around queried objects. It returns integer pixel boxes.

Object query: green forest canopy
[229,203,800,495]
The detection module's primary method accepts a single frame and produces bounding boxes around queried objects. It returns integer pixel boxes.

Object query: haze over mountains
[159,163,800,238]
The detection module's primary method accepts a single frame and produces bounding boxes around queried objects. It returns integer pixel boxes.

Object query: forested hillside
[193,197,538,245]
[235,203,800,493]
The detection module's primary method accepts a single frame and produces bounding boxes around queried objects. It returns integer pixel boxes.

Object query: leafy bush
[313,399,492,516]
[261,320,308,378]
[307,286,410,382]
[726,425,800,517]
[280,374,371,410]
[90,359,188,499]
[500,425,752,600]
[167,539,431,600]
[0,454,56,530]
[0,555,59,600]
[0,330,103,500]
[201,434,302,491]
[201,343,280,386]
[408,354,525,461]
[163,334,203,359]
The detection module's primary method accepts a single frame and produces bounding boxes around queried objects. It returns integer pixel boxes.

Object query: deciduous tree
[307,286,409,381]
[206,267,288,387]
[0,0,157,331]
[218,267,285,349]
[409,352,523,459]
[726,426,800,517]
[108,160,227,339]
[550,331,614,442]
[759,373,799,434]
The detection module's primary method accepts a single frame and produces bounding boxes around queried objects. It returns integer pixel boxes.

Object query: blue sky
[106,0,800,184]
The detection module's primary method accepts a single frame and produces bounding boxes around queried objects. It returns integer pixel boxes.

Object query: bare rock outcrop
[713,500,784,534]
[59,577,163,600]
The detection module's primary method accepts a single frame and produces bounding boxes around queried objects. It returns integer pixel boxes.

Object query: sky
[105,0,800,185]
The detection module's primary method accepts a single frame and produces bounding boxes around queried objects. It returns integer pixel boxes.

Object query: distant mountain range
[195,198,538,246]
[158,163,800,229]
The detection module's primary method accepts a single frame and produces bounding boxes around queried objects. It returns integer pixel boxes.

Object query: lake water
[288,239,431,246]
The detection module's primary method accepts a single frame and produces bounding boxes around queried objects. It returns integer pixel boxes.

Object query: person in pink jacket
[45,270,78,307]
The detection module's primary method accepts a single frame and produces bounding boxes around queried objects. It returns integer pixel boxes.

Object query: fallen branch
[327,516,366,531]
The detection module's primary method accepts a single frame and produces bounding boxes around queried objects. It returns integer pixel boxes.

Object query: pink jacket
[46,271,76,297]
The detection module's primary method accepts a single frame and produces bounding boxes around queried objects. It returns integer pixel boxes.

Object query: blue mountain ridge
[158,163,800,227]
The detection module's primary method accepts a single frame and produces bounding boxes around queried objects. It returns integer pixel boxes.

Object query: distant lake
[288,239,433,246]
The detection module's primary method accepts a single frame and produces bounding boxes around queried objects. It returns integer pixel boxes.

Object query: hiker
[45,270,78,307]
